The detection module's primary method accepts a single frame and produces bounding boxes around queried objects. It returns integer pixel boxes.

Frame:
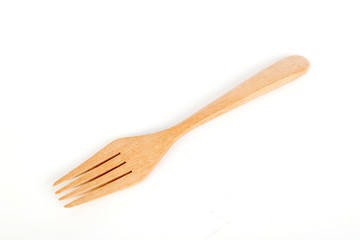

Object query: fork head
[53,129,176,208]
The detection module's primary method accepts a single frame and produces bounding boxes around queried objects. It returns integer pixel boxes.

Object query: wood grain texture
[54,56,309,207]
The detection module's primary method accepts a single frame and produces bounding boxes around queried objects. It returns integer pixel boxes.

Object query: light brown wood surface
[54,56,309,208]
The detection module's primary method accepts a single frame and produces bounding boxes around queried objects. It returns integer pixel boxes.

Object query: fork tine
[59,163,133,200]
[55,154,124,194]
[64,171,139,208]
[53,141,121,186]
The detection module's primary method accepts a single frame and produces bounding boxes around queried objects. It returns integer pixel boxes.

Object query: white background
[1,1,360,239]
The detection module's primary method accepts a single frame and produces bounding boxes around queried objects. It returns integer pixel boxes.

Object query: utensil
[54,55,309,208]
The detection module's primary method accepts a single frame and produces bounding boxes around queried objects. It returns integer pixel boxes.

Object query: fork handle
[170,56,309,137]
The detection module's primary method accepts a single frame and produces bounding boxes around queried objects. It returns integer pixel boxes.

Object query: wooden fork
[54,56,309,208]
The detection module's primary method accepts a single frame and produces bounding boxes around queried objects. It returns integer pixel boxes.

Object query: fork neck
[166,116,208,140]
